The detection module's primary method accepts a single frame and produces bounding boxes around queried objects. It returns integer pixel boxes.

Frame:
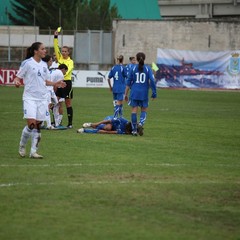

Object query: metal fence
[0,27,113,69]
[74,30,112,66]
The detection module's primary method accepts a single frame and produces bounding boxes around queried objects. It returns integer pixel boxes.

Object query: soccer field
[0,86,240,240]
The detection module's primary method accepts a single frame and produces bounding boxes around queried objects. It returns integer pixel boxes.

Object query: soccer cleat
[83,123,91,128]
[77,128,84,133]
[132,131,138,136]
[46,125,56,130]
[137,124,144,136]
[55,125,68,130]
[30,152,43,159]
[19,145,26,158]
[58,98,65,102]
[67,125,73,129]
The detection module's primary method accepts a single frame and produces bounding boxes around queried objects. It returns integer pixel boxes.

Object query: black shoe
[132,131,138,136]
[137,124,144,136]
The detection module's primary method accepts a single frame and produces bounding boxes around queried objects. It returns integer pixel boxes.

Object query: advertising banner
[0,69,18,85]
[155,49,240,89]
[72,70,109,88]
[0,69,109,88]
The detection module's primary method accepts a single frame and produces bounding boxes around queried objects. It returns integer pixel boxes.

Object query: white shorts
[23,99,49,121]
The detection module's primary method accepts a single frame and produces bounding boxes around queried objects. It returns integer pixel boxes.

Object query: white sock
[30,129,41,154]
[53,104,59,126]
[46,111,52,128]
[19,126,32,147]
[57,114,63,126]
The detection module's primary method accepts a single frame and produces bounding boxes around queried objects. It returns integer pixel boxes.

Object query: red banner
[0,69,18,85]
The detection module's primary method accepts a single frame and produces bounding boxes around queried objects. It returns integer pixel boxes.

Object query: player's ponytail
[136,52,145,72]
[117,55,124,64]
[25,42,42,59]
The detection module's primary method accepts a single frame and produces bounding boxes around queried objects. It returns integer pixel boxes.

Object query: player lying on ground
[77,116,133,134]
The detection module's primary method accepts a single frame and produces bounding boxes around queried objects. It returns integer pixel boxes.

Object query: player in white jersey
[14,42,66,159]
[42,56,68,129]
[41,55,57,129]
[49,53,59,70]
[50,64,68,127]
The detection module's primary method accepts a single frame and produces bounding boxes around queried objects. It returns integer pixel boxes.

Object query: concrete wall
[158,0,240,18]
[1,19,240,69]
[112,19,240,65]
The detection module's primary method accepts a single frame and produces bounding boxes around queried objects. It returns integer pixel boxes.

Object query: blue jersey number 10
[135,72,146,83]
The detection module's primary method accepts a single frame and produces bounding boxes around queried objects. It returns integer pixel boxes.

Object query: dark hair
[136,52,145,72]
[58,64,68,71]
[129,56,135,61]
[42,55,52,63]
[125,122,133,134]
[117,55,124,63]
[26,42,42,59]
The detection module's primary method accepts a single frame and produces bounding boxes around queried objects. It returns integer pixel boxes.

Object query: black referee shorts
[56,80,73,99]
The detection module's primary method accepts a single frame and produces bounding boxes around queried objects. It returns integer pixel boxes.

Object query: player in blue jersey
[107,55,127,118]
[126,56,136,78]
[76,116,132,134]
[124,52,157,136]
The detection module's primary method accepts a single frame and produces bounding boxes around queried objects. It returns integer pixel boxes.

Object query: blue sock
[119,104,123,117]
[84,129,99,133]
[139,111,147,126]
[114,105,120,118]
[131,113,137,132]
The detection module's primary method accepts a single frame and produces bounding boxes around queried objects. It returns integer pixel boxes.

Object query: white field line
[2,112,22,114]
[1,180,239,188]
[0,163,239,168]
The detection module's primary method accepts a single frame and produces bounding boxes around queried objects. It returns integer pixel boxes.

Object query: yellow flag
[152,62,159,71]
[57,27,62,32]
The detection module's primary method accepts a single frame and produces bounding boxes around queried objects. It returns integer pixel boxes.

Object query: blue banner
[155,49,240,89]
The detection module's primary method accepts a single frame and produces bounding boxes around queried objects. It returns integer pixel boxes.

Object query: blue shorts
[97,124,105,130]
[128,99,148,108]
[113,93,124,101]
[97,116,113,130]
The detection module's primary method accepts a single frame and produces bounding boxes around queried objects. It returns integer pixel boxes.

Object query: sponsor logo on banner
[227,53,240,76]
[72,70,109,88]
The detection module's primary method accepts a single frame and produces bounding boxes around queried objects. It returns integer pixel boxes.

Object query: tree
[8,0,121,31]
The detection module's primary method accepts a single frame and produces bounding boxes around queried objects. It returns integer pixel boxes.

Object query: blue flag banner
[155,48,240,89]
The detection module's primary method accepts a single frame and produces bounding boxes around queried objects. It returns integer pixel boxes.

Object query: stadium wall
[112,18,240,65]
[0,18,240,68]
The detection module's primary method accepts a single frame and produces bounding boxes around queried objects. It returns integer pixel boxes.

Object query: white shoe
[58,98,65,102]
[19,145,26,157]
[77,128,84,133]
[30,152,43,159]
[46,125,56,130]
[83,123,91,128]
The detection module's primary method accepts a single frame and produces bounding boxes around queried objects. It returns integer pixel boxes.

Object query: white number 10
[135,72,146,83]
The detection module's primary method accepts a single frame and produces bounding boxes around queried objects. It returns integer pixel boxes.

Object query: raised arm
[53,30,62,61]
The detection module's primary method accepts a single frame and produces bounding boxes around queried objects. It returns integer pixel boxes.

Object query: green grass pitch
[0,86,240,240]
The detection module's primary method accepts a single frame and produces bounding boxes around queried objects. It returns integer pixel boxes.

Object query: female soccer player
[126,56,136,78]
[77,116,132,134]
[42,56,68,129]
[124,52,157,136]
[107,55,127,118]
[54,29,74,128]
[14,42,66,158]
